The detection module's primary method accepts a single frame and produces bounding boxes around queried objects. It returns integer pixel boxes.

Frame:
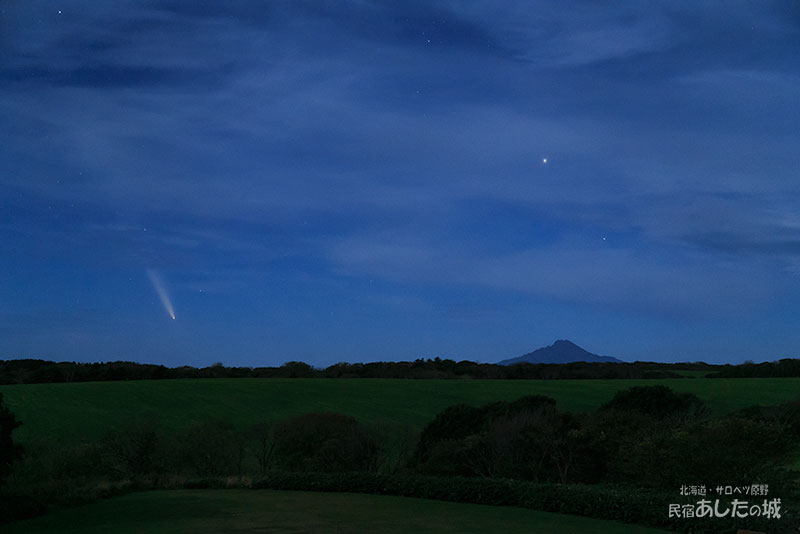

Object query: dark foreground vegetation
[3,357,780,384]
[1,385,798,533]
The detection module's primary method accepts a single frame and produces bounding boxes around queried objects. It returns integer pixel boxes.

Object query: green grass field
[2,377,799,444]
[669,370,712,378]
[2,377,796,532]
[3,489,675,533]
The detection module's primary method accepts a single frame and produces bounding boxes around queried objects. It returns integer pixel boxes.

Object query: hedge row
[3,473,796,533]
[250,472,798,534]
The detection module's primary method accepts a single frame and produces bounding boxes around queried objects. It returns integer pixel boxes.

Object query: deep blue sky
[2,1,799,366]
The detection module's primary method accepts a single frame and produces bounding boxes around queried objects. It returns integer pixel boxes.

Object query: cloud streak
[1,0,799,363]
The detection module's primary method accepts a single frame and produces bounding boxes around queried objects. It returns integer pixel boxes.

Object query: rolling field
[3,489,675,533]
[1,377,799,444]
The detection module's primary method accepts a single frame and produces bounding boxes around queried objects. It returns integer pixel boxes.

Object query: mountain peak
[498,340,624,365]
[553,339,577,347]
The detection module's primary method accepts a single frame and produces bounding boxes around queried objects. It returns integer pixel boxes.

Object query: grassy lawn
[1,377,798,445]
[3,489,675,534]
[669,370,712,378]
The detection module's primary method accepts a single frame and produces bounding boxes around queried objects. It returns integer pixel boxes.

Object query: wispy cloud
[2,1,799,363]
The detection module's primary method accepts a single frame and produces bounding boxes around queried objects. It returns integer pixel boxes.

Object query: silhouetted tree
[274,412,379,472]
[248,422,276,476]
[411,395,574,481]
[600,385,703,419]
[279,361,315,378]
[103,417,160,476]
[180,420,244,476]
[0,393,22,485]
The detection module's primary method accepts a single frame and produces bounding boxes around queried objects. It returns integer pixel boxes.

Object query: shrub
[250,472,798,534]
[600,385,703,419]
[247,422,276,476]
[0,393,22,486]
[411,395,556,468]
[273,412,379,472]
[178,420,246,476]
[101,417,161,476]
[411,395,580,482]
[0,493,47,524]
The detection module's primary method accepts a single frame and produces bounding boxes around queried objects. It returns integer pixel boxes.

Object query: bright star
[542,158,548,164]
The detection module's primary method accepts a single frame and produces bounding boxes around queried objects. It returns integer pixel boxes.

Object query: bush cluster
[1,385,798,533]
[251,471,797,534]
[409,386,800,494]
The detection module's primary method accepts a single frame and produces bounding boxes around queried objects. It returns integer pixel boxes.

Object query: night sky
[2,1,799,366]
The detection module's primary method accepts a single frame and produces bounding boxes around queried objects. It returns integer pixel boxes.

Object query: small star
[542,158,548,164]
[58,10,62,14]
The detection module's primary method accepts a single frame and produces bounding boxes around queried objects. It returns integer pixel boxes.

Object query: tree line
[707,358,800,378]
[0,357,727,384]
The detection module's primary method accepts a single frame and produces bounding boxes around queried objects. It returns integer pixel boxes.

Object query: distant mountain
[498,340,624,365]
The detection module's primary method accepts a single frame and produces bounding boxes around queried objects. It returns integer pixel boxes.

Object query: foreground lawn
[4,489,675,534]
[1,377,798,444]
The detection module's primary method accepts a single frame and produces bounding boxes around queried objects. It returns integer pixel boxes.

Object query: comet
[147,269,176,320]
